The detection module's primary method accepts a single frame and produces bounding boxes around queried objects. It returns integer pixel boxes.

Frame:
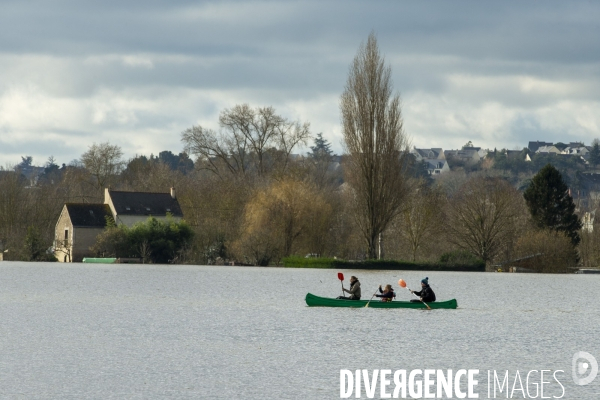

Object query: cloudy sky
[1,1,599,166]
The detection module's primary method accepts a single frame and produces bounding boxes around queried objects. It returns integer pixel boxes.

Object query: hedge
[281,256,485,272]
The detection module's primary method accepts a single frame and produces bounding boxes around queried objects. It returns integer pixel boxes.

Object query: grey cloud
[1,0,600,164]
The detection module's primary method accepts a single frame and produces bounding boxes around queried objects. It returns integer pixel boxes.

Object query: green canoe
[305,293,458,309]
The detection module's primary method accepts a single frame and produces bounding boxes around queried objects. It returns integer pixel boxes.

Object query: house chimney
[170,187,176,199]
[104,187,110,204]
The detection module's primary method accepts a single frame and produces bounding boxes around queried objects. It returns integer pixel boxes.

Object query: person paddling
[375,284,396,302]
[337,276,361,300]
[410,277,436,303]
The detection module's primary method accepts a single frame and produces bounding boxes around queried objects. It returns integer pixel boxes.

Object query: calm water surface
[0,262,598,399]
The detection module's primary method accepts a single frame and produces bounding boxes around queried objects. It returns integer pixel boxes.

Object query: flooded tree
[514,229,577,273]
[445,177,526,267]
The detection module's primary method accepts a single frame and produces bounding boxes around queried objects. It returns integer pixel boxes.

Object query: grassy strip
[281,256,485,272]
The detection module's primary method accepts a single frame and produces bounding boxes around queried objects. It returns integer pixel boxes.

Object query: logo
[572,351,598,386]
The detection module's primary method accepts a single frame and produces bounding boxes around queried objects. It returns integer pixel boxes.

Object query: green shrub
[92,217,194,264]
[439,250,484,266]
[281,256,485,271]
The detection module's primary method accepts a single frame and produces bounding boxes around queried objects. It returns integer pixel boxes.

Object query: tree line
[0,33,592,272]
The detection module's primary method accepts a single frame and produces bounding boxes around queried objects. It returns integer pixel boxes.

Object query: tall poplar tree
[340,32,410,259]
[523,164,582,246]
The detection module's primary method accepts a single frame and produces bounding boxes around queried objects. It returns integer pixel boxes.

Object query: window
[64,229,69,241]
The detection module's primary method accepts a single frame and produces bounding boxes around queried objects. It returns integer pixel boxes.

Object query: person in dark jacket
[411,277,436,302]
[375,284,396,302]
[337,276,361,300]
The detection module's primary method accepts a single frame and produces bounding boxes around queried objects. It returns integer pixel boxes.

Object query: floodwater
[0,262,598,399]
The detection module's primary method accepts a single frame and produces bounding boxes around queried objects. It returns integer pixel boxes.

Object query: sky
[1,0,599,167]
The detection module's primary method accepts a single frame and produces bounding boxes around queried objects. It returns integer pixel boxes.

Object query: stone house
[54,188,183,262]
[54,203,112,262]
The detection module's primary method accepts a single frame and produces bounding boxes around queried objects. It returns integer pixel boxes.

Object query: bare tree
[400,182,444,261]
[80,142,124,191]
[445,177,526,267]
[340,32,411,259]
[182,104,310,179]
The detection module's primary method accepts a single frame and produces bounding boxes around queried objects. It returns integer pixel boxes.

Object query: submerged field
[0,262,598,398]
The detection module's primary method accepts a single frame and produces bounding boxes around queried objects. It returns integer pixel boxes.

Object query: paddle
[338,272,345,297]
[364,287,379,308]
[398,279,432,310]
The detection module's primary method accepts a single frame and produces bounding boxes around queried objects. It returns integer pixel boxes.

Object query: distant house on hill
[412,148,445,161]
[462,146,488,159]
[528,141,553,153]
[536,145,561,154]
[562,145,589,157]
[505,150,531,162]
[423,159,450,175]
[54,188,183,262]
[444,148,481,164]
[411,148,449,175]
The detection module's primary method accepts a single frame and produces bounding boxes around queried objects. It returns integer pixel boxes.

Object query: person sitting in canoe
[410,277,436,303]
[375,284,396,302]
[337,276,361,300]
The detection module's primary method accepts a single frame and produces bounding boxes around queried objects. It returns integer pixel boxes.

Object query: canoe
[305,293,458,309]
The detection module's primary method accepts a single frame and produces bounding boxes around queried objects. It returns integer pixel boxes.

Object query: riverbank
[281,256,485,272]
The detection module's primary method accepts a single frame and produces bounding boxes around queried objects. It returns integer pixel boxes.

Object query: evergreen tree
[309,132,333,158]
[523,164,582,246]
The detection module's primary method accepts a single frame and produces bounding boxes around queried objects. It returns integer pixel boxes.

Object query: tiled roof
[108,191,183,217]
[65,204,112,227]
[528,141,553,152]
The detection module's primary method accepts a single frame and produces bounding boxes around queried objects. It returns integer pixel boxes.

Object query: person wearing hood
[411,277,436,302]
[337,276,361,300]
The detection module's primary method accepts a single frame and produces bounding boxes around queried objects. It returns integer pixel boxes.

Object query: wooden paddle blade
[398,279,406,288]
[338,272,344,281]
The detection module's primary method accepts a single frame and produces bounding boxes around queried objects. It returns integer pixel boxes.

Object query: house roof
[424,159,448,170]
[108,190,183,217]
[505,150,526,159]
[536,145,560,153]
[65,204,112,228]
[528,141,553,152]
[413,148,444,160]
[444,149,480,160]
